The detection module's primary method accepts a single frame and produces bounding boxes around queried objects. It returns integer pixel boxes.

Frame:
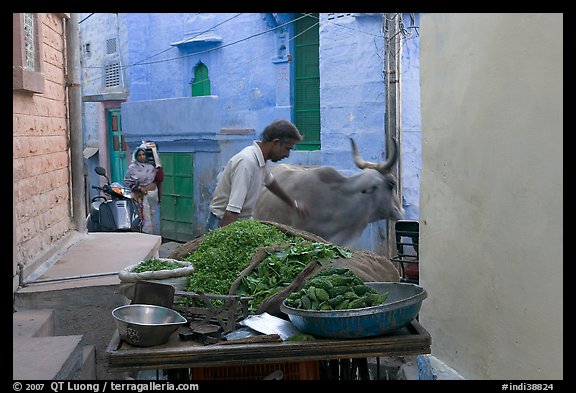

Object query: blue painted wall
[317,13,421,251]
[122,13,287,131]
[79,13,421,250]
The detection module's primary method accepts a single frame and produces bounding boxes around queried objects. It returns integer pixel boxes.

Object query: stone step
[13,309,55,337]
[13,232,161,380]
[80,345,97,380]
[12,310,97,380]
[13,335,84,380]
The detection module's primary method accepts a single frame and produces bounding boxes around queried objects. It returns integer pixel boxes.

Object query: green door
[294,13,320,150]
[107,108,128,182]
[160,152,195,242]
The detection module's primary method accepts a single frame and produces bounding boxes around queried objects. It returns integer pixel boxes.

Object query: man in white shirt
[208,119,309,229]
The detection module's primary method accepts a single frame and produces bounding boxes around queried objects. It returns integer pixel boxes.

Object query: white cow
[254,138,404,246]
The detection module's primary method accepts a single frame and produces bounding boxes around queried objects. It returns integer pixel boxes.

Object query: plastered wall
[418,13,562,379]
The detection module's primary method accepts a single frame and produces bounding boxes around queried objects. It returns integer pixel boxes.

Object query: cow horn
[350,137,398,174]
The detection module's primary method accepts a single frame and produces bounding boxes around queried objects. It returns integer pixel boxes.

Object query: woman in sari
[124,147,158,234]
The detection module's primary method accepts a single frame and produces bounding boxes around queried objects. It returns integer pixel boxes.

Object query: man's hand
[220,210,240,227]
[293,199,310,218]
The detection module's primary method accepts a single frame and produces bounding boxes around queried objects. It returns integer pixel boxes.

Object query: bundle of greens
[181,220,353,315]
[131,258,186,273]
[184,220,294,295]
[236,242,352,313]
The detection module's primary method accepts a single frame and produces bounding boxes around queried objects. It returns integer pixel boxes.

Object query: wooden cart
[105,319,431,380]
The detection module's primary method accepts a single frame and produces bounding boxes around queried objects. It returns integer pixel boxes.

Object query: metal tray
[280,282,427,338]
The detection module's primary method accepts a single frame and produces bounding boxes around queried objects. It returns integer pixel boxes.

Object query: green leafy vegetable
[132,258,186,273]
[236,242,352,313]
[284,268,388,311]
[184,220,293,295]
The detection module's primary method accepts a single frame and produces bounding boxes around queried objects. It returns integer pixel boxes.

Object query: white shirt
[210,141,274,219]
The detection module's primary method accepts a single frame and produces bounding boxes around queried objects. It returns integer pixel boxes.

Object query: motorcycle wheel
[86,215,98,232]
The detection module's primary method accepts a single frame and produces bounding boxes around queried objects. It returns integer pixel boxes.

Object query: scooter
[86,166,143,232]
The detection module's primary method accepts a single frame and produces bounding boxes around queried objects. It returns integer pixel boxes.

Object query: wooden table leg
[354,358,370,380]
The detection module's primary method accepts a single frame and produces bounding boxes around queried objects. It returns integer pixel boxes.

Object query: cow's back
[254,164,315,227]
[254,164,362,243]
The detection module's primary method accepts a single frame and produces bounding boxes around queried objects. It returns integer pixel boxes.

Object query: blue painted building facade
[79,13,421,251]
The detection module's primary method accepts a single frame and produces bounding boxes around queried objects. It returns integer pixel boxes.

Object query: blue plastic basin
[280,282,427,339]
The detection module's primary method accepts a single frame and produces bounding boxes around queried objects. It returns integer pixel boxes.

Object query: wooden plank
[105,320,431,372]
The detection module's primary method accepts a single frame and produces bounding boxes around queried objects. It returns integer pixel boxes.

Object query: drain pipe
[66,13,87,232]
[22,271,120,286]
[383,13,402,258]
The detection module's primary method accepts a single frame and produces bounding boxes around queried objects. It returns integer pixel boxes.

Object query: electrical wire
[81,13,418,86]
[81,13,310,86]
[129,13,243,67]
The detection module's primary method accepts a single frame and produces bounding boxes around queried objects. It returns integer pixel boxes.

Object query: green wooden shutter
[159,152,196,242]
[294,13,320,150]
[192,63,211,96]
[107,108,128,183]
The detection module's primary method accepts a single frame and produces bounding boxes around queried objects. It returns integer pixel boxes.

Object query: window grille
[13,13,44,94]
[327,13,352,20]
[106,38,117,54]
[105,62,121,87]
[24,13,36,69]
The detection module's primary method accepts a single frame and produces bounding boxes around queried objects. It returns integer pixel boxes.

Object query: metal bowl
[112,304,187,347]
[280,282,427,339]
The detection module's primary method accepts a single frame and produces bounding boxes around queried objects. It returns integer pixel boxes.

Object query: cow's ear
[362,185,378,194]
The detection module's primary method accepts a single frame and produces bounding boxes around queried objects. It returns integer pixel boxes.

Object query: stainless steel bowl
[112,304,187,347]
[280,282,427,338]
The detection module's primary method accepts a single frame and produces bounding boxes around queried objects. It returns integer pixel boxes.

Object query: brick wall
[13,13,73,289]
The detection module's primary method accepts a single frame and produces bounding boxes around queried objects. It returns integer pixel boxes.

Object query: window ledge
[13,66,45,94]
[171,32,223,47]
